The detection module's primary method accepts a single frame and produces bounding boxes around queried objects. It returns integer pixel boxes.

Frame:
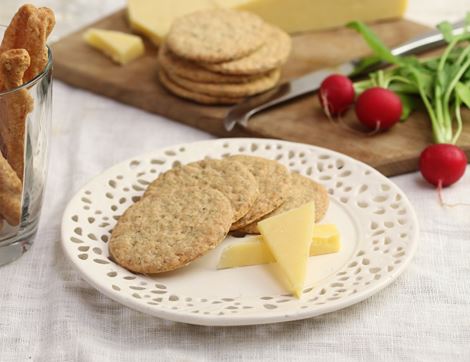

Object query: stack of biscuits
[157,9,292,105]
[109,155,329,274]
[0,5,55,230]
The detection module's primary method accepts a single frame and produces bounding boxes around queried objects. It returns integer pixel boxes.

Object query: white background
[1,1,469,361]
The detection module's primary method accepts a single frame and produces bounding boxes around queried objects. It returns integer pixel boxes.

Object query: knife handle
[224,69,341,131]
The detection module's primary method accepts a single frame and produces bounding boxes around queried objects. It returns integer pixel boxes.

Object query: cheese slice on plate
[219,238,273,268]
[84,28,144,65]
[258,201,316,298]
[217,224,340,269]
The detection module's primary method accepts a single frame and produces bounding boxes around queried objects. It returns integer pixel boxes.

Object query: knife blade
[224,19,466,132]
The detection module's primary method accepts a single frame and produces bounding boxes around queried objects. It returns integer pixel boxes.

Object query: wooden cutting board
[52,10,470,176]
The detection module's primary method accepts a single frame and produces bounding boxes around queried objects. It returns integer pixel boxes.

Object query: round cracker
[167,68,281,98]
[167,9,268,63]
[228,155,291,230]
[158,43,264,84]
[145,159,259,223]
[158,69,242,105]
[202,25,292,75]
[237,173,330,234]
[109,186,232,274]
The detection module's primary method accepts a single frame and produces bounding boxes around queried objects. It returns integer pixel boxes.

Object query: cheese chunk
[128,0,214,45]
[84,29,144,65]
[217,224,340,269]
[258,202,316,298]
[311,224,341,255]
[218,0,408,33]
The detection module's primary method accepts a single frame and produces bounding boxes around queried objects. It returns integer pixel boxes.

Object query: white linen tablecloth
[1,1,470,361]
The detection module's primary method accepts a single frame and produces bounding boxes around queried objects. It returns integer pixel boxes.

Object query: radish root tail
[320,92,334,121]
[336,116,382,137]
[320,94,383,137]
[437,180,470,208]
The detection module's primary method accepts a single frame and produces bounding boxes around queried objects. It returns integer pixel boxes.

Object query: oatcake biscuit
[158,69,242,105]
[145,159,259,223]
[109,186,232,274]
[228,155,291,230]
[237,173,330,234]
[158,43,264,84]
[167,68,281,98]
[167,9,268,63]
[202,25,292,75]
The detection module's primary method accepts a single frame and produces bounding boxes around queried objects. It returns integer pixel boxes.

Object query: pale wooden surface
[52,10,470,176]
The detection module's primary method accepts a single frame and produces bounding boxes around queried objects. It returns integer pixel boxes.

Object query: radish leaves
[349,18,470,145]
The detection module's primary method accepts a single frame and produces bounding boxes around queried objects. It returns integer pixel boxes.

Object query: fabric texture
[1,1,470,361]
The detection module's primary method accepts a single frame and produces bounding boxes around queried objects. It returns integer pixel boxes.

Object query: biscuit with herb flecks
[145,158,259,223]
[237,173,329,234]
[167,9,268,63]
[109,186,233,274]
[202,25,291,75]
[228,155,291,231]
[158,69,243,105]
[167,68,280,98]
[158,43,265,84]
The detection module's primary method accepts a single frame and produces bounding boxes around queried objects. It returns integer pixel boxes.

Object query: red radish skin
[419,144,467,187]
[319,74,355,116]
[355,87,402,130]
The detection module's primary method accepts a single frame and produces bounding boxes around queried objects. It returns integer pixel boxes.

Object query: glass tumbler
[0,35,53,266]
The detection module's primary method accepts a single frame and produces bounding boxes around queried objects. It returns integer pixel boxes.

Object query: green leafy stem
[347,16,470,144]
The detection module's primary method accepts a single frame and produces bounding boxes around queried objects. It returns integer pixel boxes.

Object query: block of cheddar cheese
[220,0,408,33]
[127,0,407,44]
[128,0,213,45]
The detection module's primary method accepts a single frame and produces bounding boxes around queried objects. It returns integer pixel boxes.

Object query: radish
[419,144,467,187]
[355,87,402,130]
[319,74,355,116]
[347,20,470,194]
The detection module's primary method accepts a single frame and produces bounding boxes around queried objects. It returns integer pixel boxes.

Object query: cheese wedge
[128,0,214,45]
[127,0,407,44]
[217,224,340,269]
[258,202,316,298]
[84,29,144,65]
[219,0,408,33]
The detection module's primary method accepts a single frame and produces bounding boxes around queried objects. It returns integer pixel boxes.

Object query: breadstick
[0,151,22,226]
[0,49,33,180]
[0,5,35,53]
[23,7,55,82]
[0,4,55,82]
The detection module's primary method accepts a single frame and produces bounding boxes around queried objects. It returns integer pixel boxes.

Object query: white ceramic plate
[61,138,419,326]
